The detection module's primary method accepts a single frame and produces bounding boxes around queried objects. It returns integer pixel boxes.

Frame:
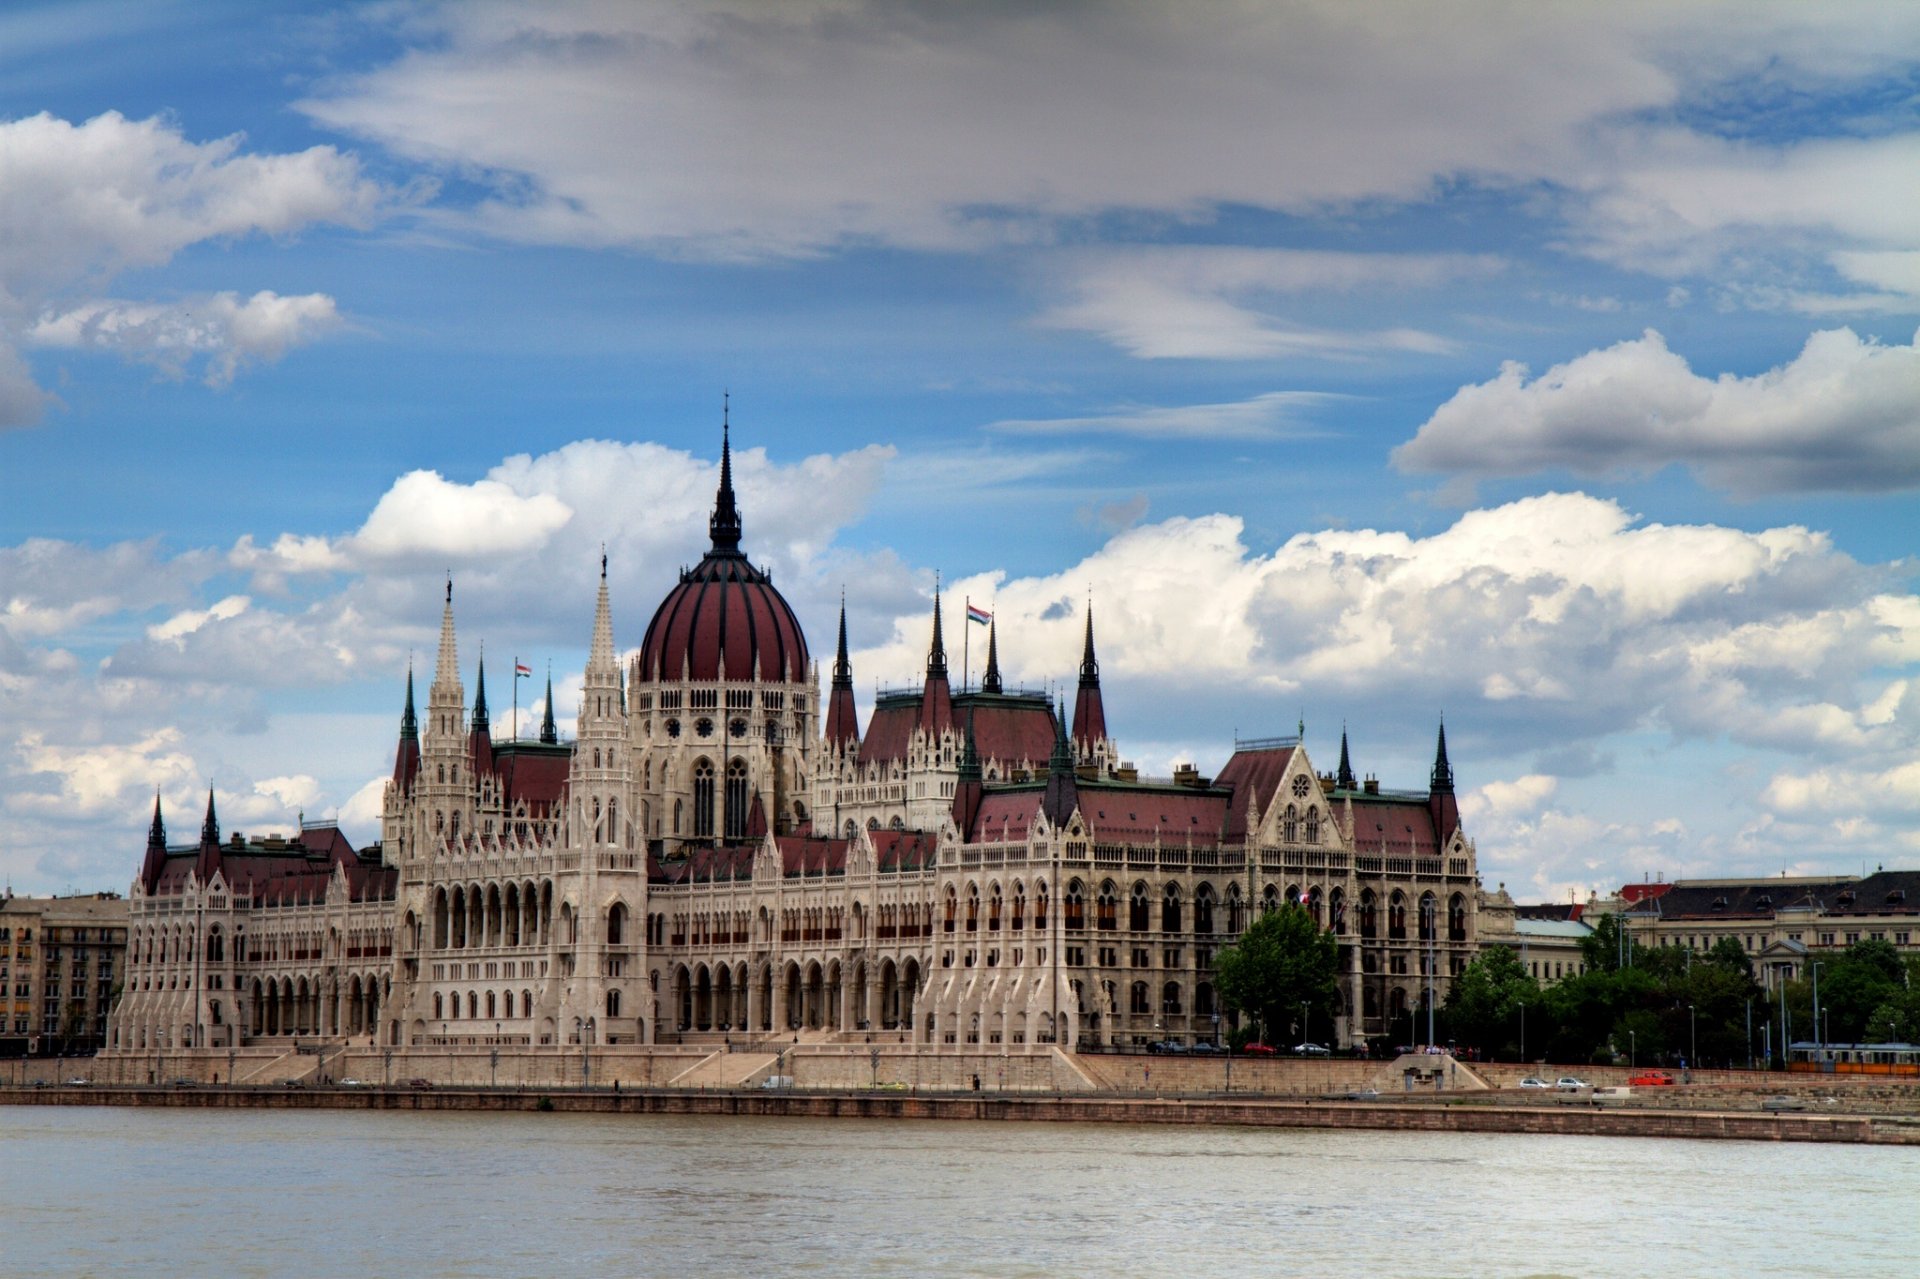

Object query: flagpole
[512,655,519,742]
[963,595,971,693]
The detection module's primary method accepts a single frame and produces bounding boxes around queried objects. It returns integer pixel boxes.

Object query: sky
[3,0,1918,903]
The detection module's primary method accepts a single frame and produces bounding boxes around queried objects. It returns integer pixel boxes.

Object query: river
[1,1106,1908,1277]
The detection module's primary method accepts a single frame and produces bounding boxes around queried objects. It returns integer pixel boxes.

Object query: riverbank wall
[7,1081,1918,1146]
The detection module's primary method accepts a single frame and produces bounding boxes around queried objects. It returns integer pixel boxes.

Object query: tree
[1212,903,1338,1046]
[1445,946,1539,1060]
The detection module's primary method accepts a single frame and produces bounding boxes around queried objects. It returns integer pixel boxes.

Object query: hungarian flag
[966,604,992,626]
[514,661,532,678]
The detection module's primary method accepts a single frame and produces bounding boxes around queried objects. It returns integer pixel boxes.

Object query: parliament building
[108,431,1480,1064]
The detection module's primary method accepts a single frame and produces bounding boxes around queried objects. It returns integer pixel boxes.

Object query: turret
[425,578,466,751]
[1429,719,1460,840]
[981,618,1003,695]
[1335,725,1356,792]
[468,657,494,780]
[1042,698,1079,828]
[824,597,861,747]
[1070,603,1108,767]
[951,708,984,837]
[391,666,421,791]
[918,585,952,736]
[194,787,221,885]
[140,792,167,895]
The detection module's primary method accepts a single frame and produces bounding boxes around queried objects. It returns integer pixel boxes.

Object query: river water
[1,1106,1909,1277]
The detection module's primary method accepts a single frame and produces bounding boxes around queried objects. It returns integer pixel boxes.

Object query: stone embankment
[6,1081,1917,1146]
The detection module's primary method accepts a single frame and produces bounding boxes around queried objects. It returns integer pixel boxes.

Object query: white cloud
[1393,326,1920,495]
[147,595,250,643]
[0,110,388,426]
[26,290,343,386]
[1036,248,1493,360]
[352,470,576,563]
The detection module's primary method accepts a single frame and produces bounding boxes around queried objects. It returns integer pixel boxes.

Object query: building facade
[1,891,128,1057]
[111,430,1482,1060]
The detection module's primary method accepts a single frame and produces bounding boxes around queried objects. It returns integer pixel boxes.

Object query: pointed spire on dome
[539,667,559,745]
[1071,601,1108,763]
[709,395,743,555]
[1336,723,1356,791]
[1430,717,1454,794]
[825,593,861,747]
[981,618,1002,694]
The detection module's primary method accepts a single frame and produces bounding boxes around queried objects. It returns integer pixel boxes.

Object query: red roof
[1620,882,1672,904]
[493,744,570,816]
[638,550,809,683]
[152,824,396,904]
[778,835,846,876]
[1078,784,1228,843]
[859,694,1057,771]
[1213,744,1299,842]
[870,829,938,872]
[1349,797,1445,857]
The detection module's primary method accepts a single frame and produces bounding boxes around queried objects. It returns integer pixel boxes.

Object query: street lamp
[1687,1004,1696,1073]
[1812,961,1825,1060]
[1518,1001,1526,1064]
[1628,1028,1636,1070]
[1300,1000,1309,1049]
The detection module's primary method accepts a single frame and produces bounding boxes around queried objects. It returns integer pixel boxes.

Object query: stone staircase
[666,1050,784,1089]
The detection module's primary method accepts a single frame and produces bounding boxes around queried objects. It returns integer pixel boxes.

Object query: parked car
[1294,1042,1331,1057]
[758,1075,794,1090]
[63,1077,91,1087]
[1188,1041,1228,1056]
[1517,1076,1551,1089]
[1240,1042,1279,1057]
[407,1078,435,1090]
[338,1078,367,1087]
[1145,1039,1189,1055]
[1555,1076,1589,1092]
[1628,1070,1676,1087]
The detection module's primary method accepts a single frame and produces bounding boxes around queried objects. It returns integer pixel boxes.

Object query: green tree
[1706,935,1755,982]
[1213,903,1338,1047]
[1445,946,1540,1060]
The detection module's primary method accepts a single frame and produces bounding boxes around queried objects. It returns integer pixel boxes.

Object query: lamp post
[1687,1004,1696,1073]
[1811,961,1824,1061]
[1300,1000,1309,1050]
[1628,1028,1636,1070]
[1518,1001,1526,1065]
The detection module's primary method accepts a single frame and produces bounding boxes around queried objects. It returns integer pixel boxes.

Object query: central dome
[636,430,811,684]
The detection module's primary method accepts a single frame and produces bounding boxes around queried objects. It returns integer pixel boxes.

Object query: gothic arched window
[693,760,715,838]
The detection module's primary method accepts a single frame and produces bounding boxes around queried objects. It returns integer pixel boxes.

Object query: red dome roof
[639,552,810,682]
[636,428,812,684]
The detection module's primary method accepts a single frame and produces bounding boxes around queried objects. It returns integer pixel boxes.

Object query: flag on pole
[514,661,532,678]
[966,604,992,626]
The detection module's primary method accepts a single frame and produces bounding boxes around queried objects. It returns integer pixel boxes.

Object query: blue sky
[3,1,1918,901]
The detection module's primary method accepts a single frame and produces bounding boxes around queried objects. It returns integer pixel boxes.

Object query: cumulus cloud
[1393,327,1920,495]
[0,110,387,426]
[352,470,576,563]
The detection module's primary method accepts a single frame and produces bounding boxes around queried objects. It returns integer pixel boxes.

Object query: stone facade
[0,892,127,1057]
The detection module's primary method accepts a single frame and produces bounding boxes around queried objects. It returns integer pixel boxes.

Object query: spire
[195,787,223,884]
[951,707,984,837]
[392,667,422,791]
[1430,718,1454,794]
[539,671,558,745]
[1043,696,1079,827]
[471,656,490,735]
[981,618,1002,694]
[1078,603,1099,688]
[399,666,418,741]
[1070,601,1108,763]
[200,787,219,847]
[825,595,861,747]
[1336,724,1356,791]
[926,580,948,681]
[140,791,168,895]
[587,551,617,678]
[709,399,743,555]
[833,595,852,688]
[432,576,462,700]
[918,582,952,735]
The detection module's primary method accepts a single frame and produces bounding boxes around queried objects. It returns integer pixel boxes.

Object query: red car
[1628,1070,1676,1087]
[1240,1042,1279,1056]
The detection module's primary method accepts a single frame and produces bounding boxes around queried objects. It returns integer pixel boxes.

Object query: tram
[1787,1041,1920,1077]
